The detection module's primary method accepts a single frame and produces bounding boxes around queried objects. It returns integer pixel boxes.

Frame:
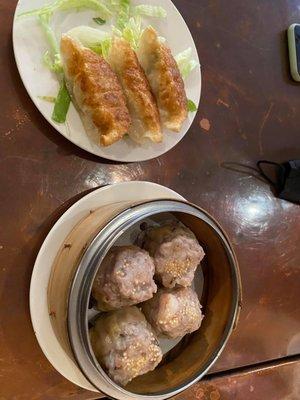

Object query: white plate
[12,0,201,162]
[30,181,184,391]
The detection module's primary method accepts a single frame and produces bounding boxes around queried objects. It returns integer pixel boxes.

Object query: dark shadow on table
[221,162,266,183]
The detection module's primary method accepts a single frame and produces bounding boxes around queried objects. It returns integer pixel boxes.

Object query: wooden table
[0,0,300,399]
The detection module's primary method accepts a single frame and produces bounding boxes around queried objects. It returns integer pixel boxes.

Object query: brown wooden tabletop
[0,0,300,399]
[174,357,300,400]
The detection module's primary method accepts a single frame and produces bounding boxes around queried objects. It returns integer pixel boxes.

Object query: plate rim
[29,181,184,391]
[12,0,201,162]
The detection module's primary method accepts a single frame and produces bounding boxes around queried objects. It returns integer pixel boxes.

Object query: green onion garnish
[93,17,106,25]
[187,99,197,112]
[52,81,71,123]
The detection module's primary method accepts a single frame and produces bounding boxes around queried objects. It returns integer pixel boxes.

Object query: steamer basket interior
[87,210,239,396]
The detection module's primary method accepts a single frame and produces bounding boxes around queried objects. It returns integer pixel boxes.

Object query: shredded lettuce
[187,99,197,112]
[20,5,77,121]
[101,38,112,58]
[67,26,111,56]
[111,18,142,50]
[175,48,198,79]
[111,1,165,49]
[67,26,107,46]
[38,14,59,54]
[116,0,131,30]
[120,15,143,50]
[19,0,112,19]
[134,5,166,18]
[108,0,166,31]
[43,51,63,72]
[107,0,119,6]
[38,14,63,72]
[19,0,113,74]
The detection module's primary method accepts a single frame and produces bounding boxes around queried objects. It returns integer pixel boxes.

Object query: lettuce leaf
[19,0,112,19]
[67,26,111,56]
[43,51,63,72]
[38,14,63,72]
[120,15,142,49]
[134,5,166,18]
[116,0,131,30]
[19,1,113,71]
[175,47,198,79]
[67,26,108,46]
[115,2,166,49]
[101,38,112,58]
[109,0,166,32]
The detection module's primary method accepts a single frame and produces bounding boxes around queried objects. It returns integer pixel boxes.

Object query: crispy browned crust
[61,35,131,146]
[108,38,162,143]
[138,27,188,132]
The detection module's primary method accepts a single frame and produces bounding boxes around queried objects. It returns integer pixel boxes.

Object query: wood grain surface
[174,357,300,400]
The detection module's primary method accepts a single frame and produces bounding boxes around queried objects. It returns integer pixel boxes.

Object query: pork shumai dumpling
[142,222,205,288]
[90,307,162,386]
[142,287,203,339]
[92,245,157,310]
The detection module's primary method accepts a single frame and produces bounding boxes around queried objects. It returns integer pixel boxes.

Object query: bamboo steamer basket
[48,199,241,400]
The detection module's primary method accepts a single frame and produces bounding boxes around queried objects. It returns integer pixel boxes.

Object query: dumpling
[141,222,205,288]
[107,37,162,143]
[137,27,188,132]
[142,287,203,339]
[90,307,162,386]
[60,35,131,146]
[92,245,157,311]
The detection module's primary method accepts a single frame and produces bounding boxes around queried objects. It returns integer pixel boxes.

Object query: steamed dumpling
[92,245,157,311]
[90,307,162,386]
[60,35,131,146]
[142,287,203,338]
[137,27,188,132]
[141,222,205,288]
[107,37,162,143]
